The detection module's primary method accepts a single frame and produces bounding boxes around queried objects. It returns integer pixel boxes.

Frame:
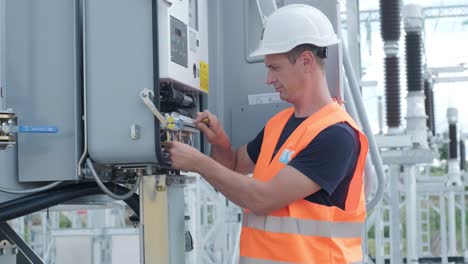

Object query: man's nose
[266,71,276,85]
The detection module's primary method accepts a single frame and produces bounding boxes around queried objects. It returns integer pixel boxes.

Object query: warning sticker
[200,61,209,93]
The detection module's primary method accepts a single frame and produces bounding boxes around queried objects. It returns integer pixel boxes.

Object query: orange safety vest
[239,102,369,264]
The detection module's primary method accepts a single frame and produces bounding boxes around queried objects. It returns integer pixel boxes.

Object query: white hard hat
[250,4,340,57]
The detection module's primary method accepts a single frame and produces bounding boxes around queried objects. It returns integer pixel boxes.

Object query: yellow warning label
[200,61,209,93]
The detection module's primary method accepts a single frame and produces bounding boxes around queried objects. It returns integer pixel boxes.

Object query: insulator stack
[447,108,458,160]
[380,0,402,130]
[384,57,401,128]
[460,140,466,170]
[406,32,423,92]
[424,79,435,136]
[449,124,458,159]
[380,0,401,41]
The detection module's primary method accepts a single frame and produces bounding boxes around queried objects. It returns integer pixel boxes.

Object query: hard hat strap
[313,47,328,59]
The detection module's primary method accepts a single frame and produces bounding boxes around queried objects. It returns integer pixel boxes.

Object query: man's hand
[194,110,230,149]
[163,141,205,172]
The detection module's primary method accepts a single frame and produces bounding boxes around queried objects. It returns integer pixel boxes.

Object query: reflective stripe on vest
[239,257,363,264]
[243,212,364,238]
[239,257,364,264]
[239,257,295,264]
[240,102,368,264]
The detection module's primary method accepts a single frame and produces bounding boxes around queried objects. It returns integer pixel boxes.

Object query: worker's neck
[293,74,333,118]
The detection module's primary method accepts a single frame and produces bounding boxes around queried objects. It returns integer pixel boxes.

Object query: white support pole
[195,175,201,264]
[406,91,429,149]
[406,166,419,264]
[390,165,402,263]
[440,193,449,264]
[461,192,467,257]
[89,210,106,264]
[362,225,369,264]
[446,108,461,256]
[139,174,186,264]
[375,204,385,264]
[41,213,47,259]
[183,175,198,264]
[447,191,458,256]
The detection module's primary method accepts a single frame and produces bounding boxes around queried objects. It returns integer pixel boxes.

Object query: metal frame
[0,222,44,264]
[370,166,468,264]
[347,4,468,23]
[184,173,242,264]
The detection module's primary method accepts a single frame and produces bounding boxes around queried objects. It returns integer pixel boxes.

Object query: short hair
[286,44,325,69]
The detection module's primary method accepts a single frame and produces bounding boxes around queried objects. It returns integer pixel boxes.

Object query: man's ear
[301,51,315,72]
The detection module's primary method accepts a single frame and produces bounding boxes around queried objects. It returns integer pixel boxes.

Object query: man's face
[264,53,305,103]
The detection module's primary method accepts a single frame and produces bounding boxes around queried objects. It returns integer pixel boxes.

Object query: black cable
[199,93,205,154]
[0,183,139,212]
[0,183,79,209]
[0,183,139,222]
[151,0,168,167]
[0,182,132,209]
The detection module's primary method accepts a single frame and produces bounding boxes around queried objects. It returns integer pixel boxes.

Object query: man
[164,4,369,264]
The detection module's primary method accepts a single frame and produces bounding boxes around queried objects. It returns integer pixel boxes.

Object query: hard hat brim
[249,47,286,58]
[249,39,340,58]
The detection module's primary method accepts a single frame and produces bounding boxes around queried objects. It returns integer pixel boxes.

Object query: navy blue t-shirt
[247,115,360,210]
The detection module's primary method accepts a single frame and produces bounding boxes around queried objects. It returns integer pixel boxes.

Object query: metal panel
[0,147,62,203]
[6,0,81,181]
[0,147,18,203]
[54,237,92,264]
[346,0,362,79]
[0,0,6,111]
[214,1,273,138]
[231,103,290,148]
[159,0,210,92]
[170,16,188,68]
[85,0,156,164]
[111,235,140,264]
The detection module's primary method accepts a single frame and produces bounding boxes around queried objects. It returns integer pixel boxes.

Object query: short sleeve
[246,127,265,164]
[288,123,360,195]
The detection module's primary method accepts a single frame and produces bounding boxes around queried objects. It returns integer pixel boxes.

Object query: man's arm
[211,144,255,175]
[165,141,320,215]
[195,110,255,174]
[195,154,320,215]
[166,123,359,215]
